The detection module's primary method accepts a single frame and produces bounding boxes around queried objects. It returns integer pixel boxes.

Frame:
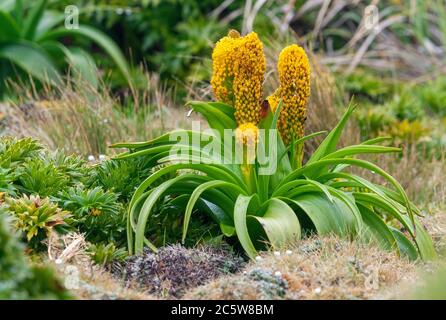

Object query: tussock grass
[0,75,192,157]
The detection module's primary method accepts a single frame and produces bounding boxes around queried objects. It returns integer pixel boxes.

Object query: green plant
[0,167,16,194]
[0,136,42,168]
[114,31,436,261]
[388,91,425,122]
[418,76,446,117]
[89,158,151,202]
[87,242,128,266]
[46,150,91,185]
[2,194,70,249]
[0,0,131,96]
[16,158,70,197]
[57,186,124,243]
[0,210,71,299]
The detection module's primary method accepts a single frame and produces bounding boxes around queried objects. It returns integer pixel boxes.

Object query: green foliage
[418,76,446,117]
[114,101,436,261]
[46,151,90,185]
[0,210,71,299]
[0,136,42,168]
[0,136,130,247]
[0,167,16,194]
[57,186,124,243]
[17,158,70,197]
[87,242,128,266]
[89,158,151,202]
[0,0,131,96]
[3,194,70,249]
[387,92,425,122]
[50,0,233,86]
[341,70,397,102]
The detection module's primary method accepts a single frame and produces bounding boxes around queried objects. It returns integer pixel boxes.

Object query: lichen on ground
[113,244,245,298]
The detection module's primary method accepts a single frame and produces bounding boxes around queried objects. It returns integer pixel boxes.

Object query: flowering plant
[113,31,436,260]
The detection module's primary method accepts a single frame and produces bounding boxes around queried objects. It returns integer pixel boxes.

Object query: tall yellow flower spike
[211,30,266,126]
[268,44,311,145]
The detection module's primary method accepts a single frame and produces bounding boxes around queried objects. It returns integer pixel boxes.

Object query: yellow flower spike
[211,30,266,125]
[274,44,311,145]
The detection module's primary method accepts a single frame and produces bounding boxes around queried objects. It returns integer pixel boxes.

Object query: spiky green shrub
[0,137,42,168]
[16,158,70,197]
[114,31,436,261]
[0,167,16,195]
[57,186,124,243]
[89,158,152,202]
[0,210,71,299]
[3,195,70,249]
[87,242,128,266]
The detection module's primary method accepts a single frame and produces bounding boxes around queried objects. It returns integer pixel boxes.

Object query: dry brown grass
[1,74,194,157]
[184,236,419,300]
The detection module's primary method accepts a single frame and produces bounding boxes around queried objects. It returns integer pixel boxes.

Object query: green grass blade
[0,42,60,84]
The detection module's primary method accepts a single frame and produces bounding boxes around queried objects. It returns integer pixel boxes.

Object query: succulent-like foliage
[113,31,436,261]
[3,195,70,246]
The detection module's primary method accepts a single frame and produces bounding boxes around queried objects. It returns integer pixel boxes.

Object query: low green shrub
[0,210,71,299]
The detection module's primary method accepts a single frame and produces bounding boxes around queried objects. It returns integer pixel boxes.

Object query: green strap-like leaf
[182,180,247,242]
[249,198,301,249]
[287,192,358,236]
[134,174,199,253]
[234,194,259,259]
[389,227,419,261]
[321,145,401,160]
[281,157,415,231]
[39,25,132,87]
[0,11,20,41]
[357,204,398,252]
[307,101,356,164]
[0,42,60,83]
[23,0,47,40]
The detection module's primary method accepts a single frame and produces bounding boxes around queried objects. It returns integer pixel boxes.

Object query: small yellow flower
[268,44,311,145]
[90,208,102,217]
[211,30,266,125]
[235,122,259,146]
[266,88,281,114]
